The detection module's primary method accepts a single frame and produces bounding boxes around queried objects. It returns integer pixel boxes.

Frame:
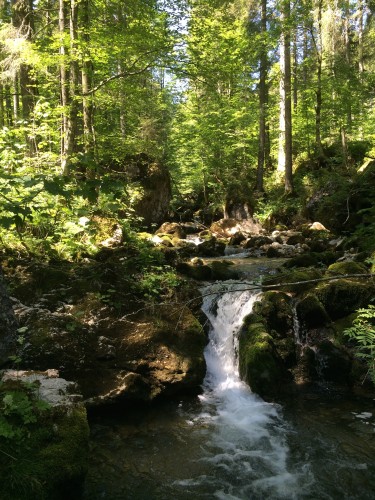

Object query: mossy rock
[333,312,358,344]
[176,262,212,281]
[239,322,285,398]
[296,294,330,328]
[0,403,89,500]
[251,291,293,337]
[316,278,375,320]
[209,260,240,281]
[327,261,368,276]
[315,340,352,385]
[263,268,322,293]
[283,253,319,269]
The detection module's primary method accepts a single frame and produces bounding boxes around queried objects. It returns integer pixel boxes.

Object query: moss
[283,254,319,268]
[263,268,322,293]
[239,322,284,398]
[0,402,89,500]
[209,261,239,281]
[176,262,212,280]
[252,291,293,337]
[316,278,375,320]
[296,294,330,328]
[327,261,368,276]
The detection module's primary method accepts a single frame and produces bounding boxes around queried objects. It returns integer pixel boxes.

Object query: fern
[344,305,375,384]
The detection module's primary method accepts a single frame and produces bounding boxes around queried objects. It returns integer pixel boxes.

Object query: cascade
[182,282,302,498]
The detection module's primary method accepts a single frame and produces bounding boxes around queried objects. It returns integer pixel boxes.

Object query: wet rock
[196,237,226,257]
[243,235,273,249]
[176,262,212,281]
[263,268,323,293]
[156,222,187,239]
[252,291,294,337]
[229,232,246,246]
[327,261,368,276]
[239,321,286,398]
[316,278,375,320]
[209,261,240,281]
[314,340,352,385]
[285,232,305,246]
[296,294,330,328]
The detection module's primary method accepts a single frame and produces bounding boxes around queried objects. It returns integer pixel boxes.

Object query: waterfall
[188,282,303,499]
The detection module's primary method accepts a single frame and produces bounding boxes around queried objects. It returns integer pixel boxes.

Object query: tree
[277,0,293,194]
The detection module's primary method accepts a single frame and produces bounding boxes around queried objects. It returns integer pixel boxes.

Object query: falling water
[172,282,308,499]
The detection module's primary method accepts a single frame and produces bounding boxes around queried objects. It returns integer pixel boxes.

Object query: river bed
[83,259,375,500]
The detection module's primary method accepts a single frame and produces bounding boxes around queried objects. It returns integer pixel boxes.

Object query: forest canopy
[0,0,374,257]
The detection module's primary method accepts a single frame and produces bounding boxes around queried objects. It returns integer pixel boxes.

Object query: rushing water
[84,280,375,500]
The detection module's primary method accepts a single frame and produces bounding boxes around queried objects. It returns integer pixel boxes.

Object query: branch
[84,50,160,95]
[186,273,375,305]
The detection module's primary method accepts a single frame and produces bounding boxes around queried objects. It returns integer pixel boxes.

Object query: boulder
[13,300,207,406]
[314,340,352,384]
[327,261,368,276]
[296,294,330,328]
[316,278,375,320]
[252,291,294,337]
[239,321,286,398]
[0,370,89,500]
[196,237,226,257]
[210,218,263,238]
[263,268,323,294]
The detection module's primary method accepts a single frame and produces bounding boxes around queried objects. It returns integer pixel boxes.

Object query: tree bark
[81,0,96,174]
[62,0,80,176]
[256,0,268,193]
[278,0,293,194]
[11,0,35,120]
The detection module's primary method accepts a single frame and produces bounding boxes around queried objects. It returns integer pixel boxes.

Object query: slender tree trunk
[62,0,80,176]
[292,29,298,110]
[0,84,4,128]
[81,0,96,174]
[13,74,19,122]
[11,0,35,121]
[256,0,268,193]
[59,0,69,172]
[5,85,13,126]
[278,0,293,194]
[314,0,324,158]
[344,0,352,129]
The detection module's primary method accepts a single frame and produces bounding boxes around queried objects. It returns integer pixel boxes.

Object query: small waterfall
[182,282,305,499]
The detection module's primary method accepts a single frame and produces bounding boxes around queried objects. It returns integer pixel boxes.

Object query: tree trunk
[314,0,324,158]
[81,0,96,175]
[62,0,80,176]
[59,0,69,172]
[11,0,35,120]
[278,0,293,194]
[256,0,268,193]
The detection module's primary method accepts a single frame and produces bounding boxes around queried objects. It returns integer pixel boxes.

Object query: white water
[178,282,307,499]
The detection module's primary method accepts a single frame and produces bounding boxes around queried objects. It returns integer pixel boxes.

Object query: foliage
[0,381,49,443]
[344,305,375,384]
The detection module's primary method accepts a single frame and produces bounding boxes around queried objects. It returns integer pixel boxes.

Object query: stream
[84,259,375,500]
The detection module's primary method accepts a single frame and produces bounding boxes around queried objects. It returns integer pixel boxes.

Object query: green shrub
[344,305,375,384]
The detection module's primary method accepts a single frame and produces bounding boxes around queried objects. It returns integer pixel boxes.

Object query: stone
[296,294,330,328]
[0,370,89,500]
[239,322,286,398]
[327,261,368,276]
[316,278,375,320]
[310,221,328,231]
